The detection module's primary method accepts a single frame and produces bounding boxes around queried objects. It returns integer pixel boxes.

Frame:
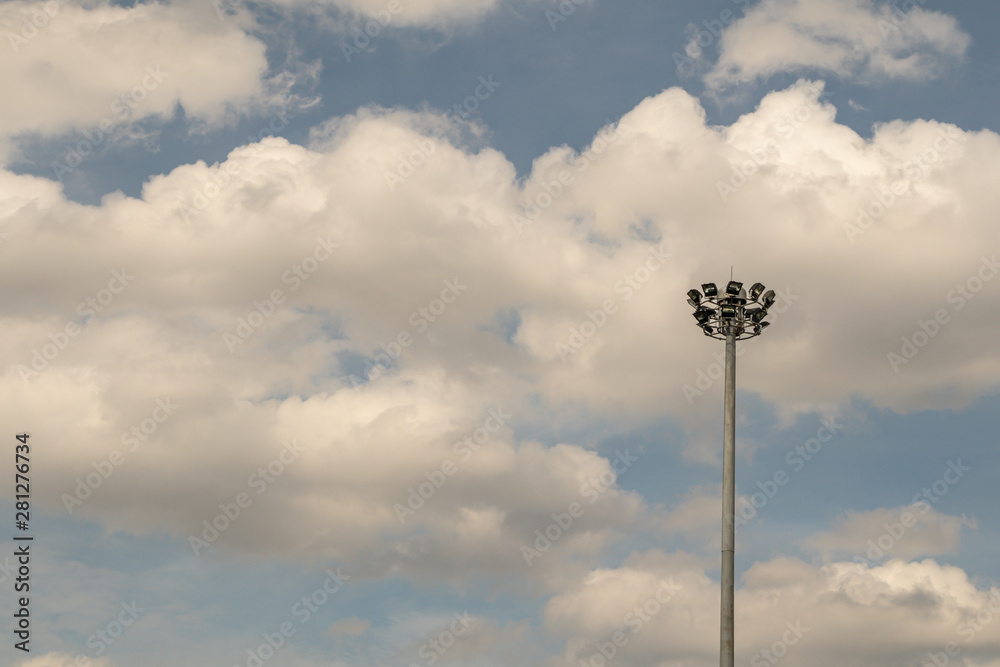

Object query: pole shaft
[720,331,737,667]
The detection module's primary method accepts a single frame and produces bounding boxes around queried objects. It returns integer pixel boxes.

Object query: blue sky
[1,1,999,666]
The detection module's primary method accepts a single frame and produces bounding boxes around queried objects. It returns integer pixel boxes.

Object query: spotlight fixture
[685,277,773,341]
[693,308,714,324]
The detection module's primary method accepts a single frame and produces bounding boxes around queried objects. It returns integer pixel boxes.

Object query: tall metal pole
[720,330,736,667]
[687,279,774,667]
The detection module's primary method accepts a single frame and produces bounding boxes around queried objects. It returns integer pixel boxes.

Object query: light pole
[686,280,774,667]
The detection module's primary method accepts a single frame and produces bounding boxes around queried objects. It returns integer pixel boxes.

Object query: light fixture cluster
[686,280,774,340]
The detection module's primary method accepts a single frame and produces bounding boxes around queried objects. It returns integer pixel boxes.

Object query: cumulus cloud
[257,0,545,30]
[310,0,500,27]
[0,0,308,145]
[545,552,1000,667]
[1,80,999,584]
[804,504,978,562]
[703,0,970,90]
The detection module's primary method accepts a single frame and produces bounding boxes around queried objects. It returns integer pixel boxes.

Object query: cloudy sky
[1,0,999,665]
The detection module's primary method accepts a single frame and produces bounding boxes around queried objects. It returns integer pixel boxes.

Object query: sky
[0,0,999,665]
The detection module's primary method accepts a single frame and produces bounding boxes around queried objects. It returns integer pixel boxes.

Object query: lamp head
[693,308,714,324]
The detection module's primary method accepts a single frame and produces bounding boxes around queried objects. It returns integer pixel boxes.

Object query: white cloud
[323,0,499,27]
[0,0,303,143]
[545,552,1000,667]
[1,81,999,579]
[704,0,970,90]
[804,504,977,562]
[258,0,545,30]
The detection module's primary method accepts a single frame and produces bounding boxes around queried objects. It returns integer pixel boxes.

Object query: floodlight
[693,308,714,324]
[685,278,773,341]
